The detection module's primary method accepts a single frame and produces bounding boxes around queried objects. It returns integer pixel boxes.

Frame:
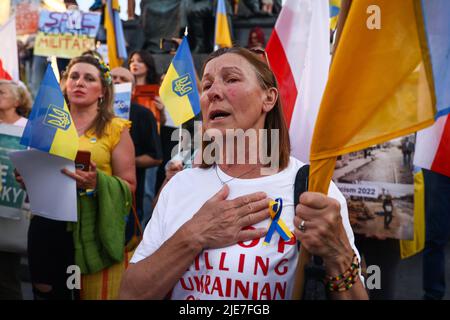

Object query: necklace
[214,164,260,185]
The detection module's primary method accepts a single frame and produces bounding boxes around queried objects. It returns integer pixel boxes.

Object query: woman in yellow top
[27,55,136,300]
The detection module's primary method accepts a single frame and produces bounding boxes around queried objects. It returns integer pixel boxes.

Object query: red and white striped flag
[414,114,450,178]
[0,16,19,81]
[266,0,330,163]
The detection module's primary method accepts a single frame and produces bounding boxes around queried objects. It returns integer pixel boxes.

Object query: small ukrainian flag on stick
[159,29,201,126]
[214,0,233,50]
[20,64,79,161]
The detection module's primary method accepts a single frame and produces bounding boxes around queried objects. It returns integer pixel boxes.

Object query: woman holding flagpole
[26,55,136,300]
[120,47,368,300]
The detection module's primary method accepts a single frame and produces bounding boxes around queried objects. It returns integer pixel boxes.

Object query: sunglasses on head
[249,48,271,70]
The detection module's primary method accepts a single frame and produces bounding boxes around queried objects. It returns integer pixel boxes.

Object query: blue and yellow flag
[20,64,78,161]
[329,0,341,30]
[214,0,232,49]
[104,0,127,68]
[159,36,201,126]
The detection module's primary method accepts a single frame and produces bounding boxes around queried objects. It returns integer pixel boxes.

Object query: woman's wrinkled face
[129,53,148,78]
[201,53,270,133]
[65,63,104,108]
[0,84,18,111]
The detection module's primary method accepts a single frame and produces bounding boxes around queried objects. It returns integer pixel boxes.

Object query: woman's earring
[99,96,104,105]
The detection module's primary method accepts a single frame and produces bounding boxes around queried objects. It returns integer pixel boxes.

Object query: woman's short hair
[128,50,159,85]
[200,46,291,171]
[61,55,115,138]
[0,80,32,117]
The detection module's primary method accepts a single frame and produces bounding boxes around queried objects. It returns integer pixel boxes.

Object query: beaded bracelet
[327,267,359,291]
[325,251,360,292]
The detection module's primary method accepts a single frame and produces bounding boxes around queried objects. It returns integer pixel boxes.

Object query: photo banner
[332,134,415,240]
[34,9,101,59]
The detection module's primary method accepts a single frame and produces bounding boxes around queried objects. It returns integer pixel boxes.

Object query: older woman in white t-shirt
[0,80,32,300]
[120,47,368,300]
[0,80,31,127]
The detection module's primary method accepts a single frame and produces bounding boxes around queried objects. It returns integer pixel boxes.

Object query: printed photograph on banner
[113,82,132,120]
[33,9,101,59]
[332,134,416,240]
[0,124,28,220]
[12,0,40,35]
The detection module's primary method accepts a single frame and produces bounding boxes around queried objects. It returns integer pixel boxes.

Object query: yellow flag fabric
[309,0,435,194]
[159,37,201,126]
[400,170,426,259]
[104,0,122,69]
[214,0,232,48]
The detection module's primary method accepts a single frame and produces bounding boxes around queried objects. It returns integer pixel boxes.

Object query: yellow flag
[309,0,435,194]
[104,0,122,68]
[214,0,232,48]
[400,170,426,259]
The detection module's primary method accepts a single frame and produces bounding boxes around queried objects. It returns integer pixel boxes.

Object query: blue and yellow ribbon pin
[263,198,293,245]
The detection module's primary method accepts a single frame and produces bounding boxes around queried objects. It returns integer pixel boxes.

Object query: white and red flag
[266,0,330,163]
[414,114,450,178]
[0,16,19,81]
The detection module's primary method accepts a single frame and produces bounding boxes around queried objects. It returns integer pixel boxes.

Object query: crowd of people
[0,37,370,299]
[1,0,449,302]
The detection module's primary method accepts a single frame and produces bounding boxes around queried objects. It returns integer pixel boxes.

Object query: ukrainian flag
[104,0,127,68]
[329,0,341,31]
[214,0,232,49]
[20,64,79,161]
[159,37,201,126]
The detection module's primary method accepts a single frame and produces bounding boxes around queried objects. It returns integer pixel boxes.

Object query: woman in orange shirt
[128,50,165,128]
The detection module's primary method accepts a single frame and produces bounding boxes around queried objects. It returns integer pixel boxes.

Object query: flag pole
[177,26,189,157]
[178,124,183,155]
[291,0,353,300]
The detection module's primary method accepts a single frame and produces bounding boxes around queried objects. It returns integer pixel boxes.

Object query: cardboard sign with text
[34,9,101,59]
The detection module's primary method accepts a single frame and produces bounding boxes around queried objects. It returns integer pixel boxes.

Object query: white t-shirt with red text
[131,157,359,300]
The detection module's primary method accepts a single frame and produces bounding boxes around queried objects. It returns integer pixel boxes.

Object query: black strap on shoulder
[294,165,310,206]
[293,164,328,300]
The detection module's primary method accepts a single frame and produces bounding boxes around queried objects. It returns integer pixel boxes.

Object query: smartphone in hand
[75,150,91,172]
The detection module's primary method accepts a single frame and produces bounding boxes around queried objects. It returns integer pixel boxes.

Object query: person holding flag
[22,55,136,300]
[120,47,366,300]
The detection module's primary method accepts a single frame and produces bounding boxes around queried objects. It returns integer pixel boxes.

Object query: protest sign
[333,135,415,239]
[113,83,132,120]
[0,124,27,220]
[34,9,101,59]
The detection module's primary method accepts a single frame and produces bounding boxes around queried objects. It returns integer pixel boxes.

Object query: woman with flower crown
[26,55,136,300]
